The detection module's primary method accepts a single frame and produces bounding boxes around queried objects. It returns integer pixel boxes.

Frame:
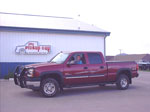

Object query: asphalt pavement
[0,71,150,112]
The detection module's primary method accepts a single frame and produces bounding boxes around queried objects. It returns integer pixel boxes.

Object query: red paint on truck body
[24,51,138,86]
[14,51,140,98]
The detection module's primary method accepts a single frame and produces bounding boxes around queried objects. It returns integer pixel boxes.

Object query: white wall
[0,31,105,62]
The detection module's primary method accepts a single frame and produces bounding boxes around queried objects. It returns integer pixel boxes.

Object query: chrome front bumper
[14,74,40,90]
[15,76,41,89]
[26,81,40,89]
[14,66,41,90]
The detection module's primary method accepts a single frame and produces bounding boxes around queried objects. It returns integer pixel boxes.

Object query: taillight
[136,64,139,71]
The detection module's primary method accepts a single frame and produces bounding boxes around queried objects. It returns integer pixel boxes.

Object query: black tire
[40,78,60,97]
[116,74,129,90]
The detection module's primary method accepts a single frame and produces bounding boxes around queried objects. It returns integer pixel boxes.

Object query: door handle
[84,67,88,69]
[100,66,104,69]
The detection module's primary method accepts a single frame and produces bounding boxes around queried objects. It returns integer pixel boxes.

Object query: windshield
[50,53,69,64]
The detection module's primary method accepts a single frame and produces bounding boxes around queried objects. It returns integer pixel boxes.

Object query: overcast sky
[0,0,150,55]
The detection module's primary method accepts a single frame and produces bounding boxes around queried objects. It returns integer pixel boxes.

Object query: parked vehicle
[14,51,139,97]
[138,61,150,70]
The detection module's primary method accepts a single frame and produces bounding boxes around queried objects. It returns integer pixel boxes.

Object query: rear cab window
[87,53,103,64]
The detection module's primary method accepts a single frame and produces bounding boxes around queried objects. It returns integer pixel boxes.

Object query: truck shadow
[22,85,139,98]
[60,86,116,97]
[60,85,138,97]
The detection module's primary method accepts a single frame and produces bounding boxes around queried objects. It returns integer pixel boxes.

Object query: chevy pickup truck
[14,51,139,97]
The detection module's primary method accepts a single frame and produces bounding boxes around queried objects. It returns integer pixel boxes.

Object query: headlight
[27,68,34,77]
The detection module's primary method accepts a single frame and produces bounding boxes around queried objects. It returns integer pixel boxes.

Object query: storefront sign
[15,41,51,55]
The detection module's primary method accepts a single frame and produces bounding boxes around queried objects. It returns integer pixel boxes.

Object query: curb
[0,78,14,81]
[9,78,14,81]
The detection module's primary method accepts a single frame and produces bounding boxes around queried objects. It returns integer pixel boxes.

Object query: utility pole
[119,49,122,55]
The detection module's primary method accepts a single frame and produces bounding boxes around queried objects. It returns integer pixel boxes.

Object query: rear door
[86,53,107,83]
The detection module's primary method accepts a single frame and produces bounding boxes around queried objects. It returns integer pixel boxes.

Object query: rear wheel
[40,78,60,97]
[116,74,129,90]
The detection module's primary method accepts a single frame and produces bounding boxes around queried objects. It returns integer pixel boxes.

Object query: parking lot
[0,71,150,112]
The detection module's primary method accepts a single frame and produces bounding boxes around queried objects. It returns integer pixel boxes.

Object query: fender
[40,71,64,85]
[116,68,132,83]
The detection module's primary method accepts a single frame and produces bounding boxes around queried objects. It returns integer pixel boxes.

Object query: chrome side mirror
[67,61,75,66]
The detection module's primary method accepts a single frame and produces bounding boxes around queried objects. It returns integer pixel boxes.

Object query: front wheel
[40,78,60,97]
[116,74,129,90]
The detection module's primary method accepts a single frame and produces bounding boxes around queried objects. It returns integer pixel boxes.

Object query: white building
[0,12,110,78]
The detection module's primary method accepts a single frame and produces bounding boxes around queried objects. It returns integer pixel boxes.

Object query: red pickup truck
[14,51,139,97]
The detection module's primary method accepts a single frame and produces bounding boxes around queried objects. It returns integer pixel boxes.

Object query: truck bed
[106,61,138,82]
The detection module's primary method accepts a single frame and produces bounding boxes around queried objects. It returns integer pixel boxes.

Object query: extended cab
[14,51,139,97]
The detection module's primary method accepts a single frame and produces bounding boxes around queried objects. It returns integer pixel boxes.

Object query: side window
[69,53,86,64]
[87,53,102,64]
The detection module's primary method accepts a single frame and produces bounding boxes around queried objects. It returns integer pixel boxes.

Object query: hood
[25,62,59,68]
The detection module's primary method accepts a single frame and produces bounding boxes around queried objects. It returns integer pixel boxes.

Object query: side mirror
[67,61,75,67]
[67,62,71,67]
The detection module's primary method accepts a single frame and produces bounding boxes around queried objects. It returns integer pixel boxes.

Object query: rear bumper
[132,71,139,78]
[136,73,139,77]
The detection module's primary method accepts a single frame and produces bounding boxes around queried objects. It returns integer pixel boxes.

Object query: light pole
[119,49,122,55]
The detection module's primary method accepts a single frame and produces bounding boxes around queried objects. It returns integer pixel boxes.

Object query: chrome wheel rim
[120,78,128,88]
[44,82,56,95]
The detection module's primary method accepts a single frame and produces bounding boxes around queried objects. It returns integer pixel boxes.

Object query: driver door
[63,53,89,85]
